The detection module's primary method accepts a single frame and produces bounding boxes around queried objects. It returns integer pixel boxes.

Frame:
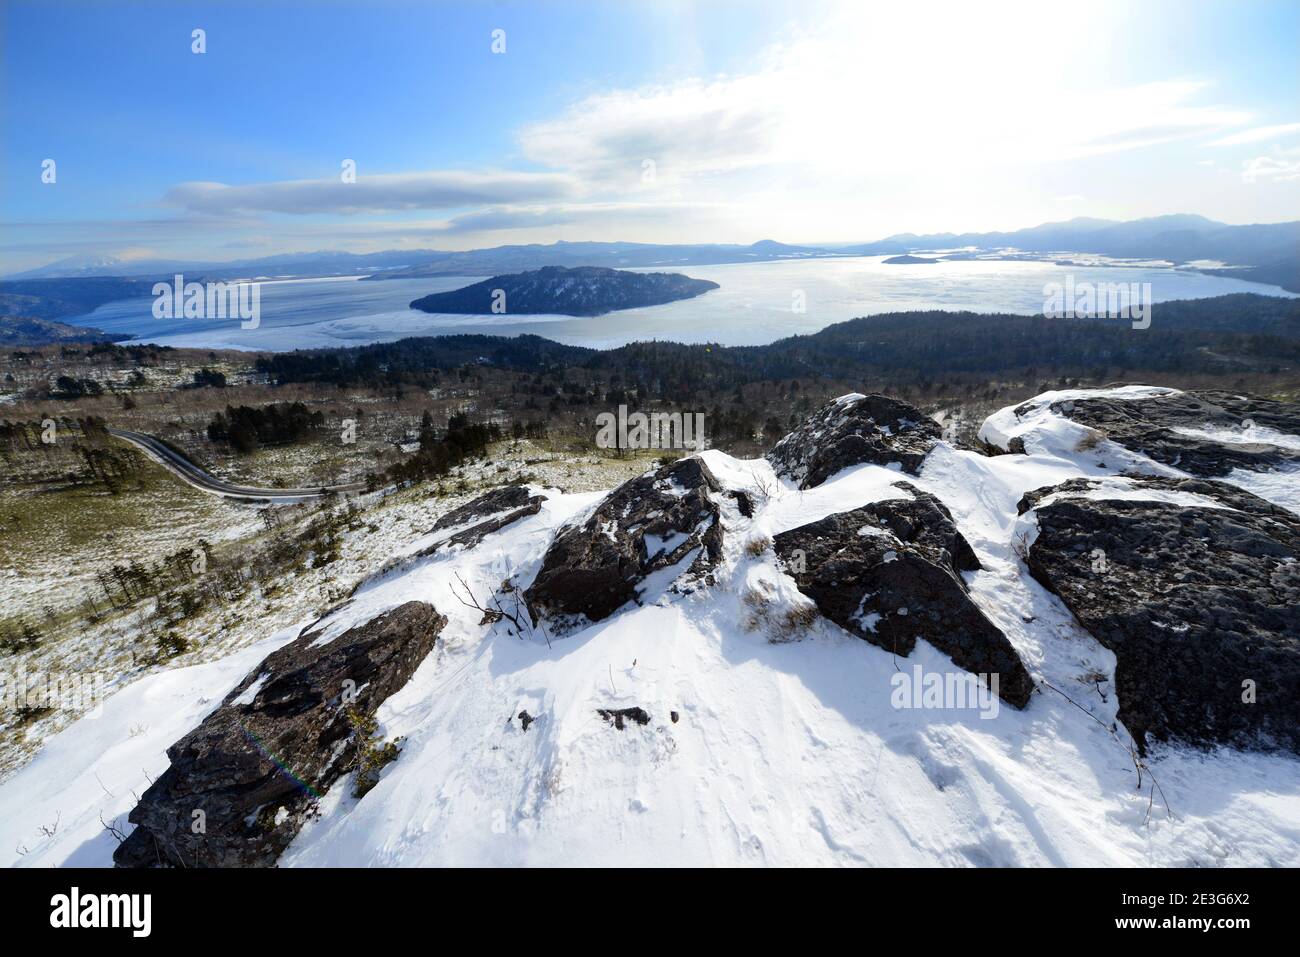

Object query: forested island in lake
[409,265,720,317]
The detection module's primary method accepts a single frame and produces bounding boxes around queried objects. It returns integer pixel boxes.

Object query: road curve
[107,427,367,502]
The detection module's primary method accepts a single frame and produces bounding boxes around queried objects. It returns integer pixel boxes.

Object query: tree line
[254,295,1300,403]
[207,402,325,454]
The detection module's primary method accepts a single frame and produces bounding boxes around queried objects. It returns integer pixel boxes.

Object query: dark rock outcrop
[410,265,718,317]
[597,707,652,730]
[525,457,723,632]
[766,393,941,488]
[431,484,539,533]
[728,489,755,518]
[773,484,1034,707]
[1020,476,1300,752]
[367,486,545,586]
[114,601,447,868]
[428,485,546,550]
[1045,390,1300,476]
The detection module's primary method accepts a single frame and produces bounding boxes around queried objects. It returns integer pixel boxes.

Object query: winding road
[107,427,367,502]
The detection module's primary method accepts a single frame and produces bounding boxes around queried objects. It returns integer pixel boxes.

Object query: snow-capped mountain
[8,254,135,278]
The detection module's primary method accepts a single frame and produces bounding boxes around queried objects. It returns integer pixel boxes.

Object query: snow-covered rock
[980,385,1300,513]
[1018,475,1300,754]
[767,392,941,487]
[524,456,723,633]
[113,602,446,867]
[773,483,1034,707]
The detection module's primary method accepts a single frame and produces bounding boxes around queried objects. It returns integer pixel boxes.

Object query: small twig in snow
[1039,678,1172,823]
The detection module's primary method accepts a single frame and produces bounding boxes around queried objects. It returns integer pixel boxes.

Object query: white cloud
[517,7,1251,196]
[442,201,729,234]
[164,170,578,215]
[1242,150,1300,183]
[519,76,784,189]
[1203,122,1300,147]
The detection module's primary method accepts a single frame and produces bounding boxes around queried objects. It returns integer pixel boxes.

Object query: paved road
[107,427,367,502]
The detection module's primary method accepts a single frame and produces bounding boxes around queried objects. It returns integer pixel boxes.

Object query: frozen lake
[67,256,1297,352]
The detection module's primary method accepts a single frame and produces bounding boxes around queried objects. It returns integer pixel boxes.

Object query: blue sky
[2,0,1298,271]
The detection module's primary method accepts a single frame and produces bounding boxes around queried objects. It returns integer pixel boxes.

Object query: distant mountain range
[11,215,1296,289]
[367,239,835,280]
[409,265,719,317]
[848,214,1299,277]
[3,250,438,281]
[5,240,832,282]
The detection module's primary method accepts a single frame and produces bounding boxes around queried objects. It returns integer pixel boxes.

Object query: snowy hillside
[2,386,1298,867]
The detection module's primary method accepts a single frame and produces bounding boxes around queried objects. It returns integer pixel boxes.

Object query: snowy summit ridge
[2,385,1299,867]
